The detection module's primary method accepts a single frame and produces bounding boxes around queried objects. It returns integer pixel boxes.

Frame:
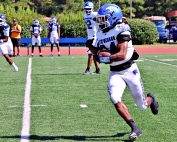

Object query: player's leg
[92,38,101,74]
[54,36,60,56]
[92,55,101,74]
[83,51,93,75]
[31,37,35,57]
[0,43,18,72]
[107,71,141,140]
[37,37,43,57]
[126,63,159,114]
[16,39,21,56]
[11,38,16,57]
[50,36,54,56]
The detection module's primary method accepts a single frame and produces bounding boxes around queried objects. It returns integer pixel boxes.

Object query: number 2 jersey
[84,12,99,40]
[94,22,134,66]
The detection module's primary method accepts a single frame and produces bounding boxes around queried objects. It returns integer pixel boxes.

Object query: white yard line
[20,58,32,142]
[141,58,177,68]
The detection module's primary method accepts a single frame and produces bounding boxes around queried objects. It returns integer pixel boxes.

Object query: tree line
[0,0,176,20]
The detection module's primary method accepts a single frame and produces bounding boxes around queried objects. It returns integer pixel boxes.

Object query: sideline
[20,58,32,142]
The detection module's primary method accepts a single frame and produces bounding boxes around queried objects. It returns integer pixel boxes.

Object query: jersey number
[100,41,117,52]
[86,20,92,29]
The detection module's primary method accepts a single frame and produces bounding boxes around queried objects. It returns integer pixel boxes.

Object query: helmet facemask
[96,15,110,31]
[0,19,5,26]
[33,19,39,25]
[84,7,92,15]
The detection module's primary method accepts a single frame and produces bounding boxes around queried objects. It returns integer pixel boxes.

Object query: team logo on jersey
[98,36,115,44]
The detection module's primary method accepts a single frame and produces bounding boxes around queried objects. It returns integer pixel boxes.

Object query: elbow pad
[117,34,131,42]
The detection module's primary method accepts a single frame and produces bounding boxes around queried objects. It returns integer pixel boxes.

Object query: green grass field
[0,54,177,142]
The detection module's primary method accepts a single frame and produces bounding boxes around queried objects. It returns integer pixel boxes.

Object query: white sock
[11,62,17,68]
[32,53,34,55]
[58,52,60,55]
[40,53,42,55]
[51,52,53,55]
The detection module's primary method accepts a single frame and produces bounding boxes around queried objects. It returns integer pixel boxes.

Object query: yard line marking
[20,58,32,142]
[8,105,46,108]
[141,58,177,68]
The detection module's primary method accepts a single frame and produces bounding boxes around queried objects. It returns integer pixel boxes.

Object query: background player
[48,16,61,56]
[30,18,43,57]
[89,4,159,141]
[0,14,18,72]
[83,1,101,75]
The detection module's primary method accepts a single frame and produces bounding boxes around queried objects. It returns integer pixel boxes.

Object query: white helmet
[51,16,57,24]
[83,1,94,15]
[33,18,39,25]
[0,14,6,26]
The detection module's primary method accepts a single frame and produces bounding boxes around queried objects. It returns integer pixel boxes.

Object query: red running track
[5,46,177,56]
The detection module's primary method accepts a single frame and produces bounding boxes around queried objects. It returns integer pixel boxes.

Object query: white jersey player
[30,18,43,57]
[83,1,101,75]
[90,4,159,141]
[0,14,18,72]
[48,16,61,56]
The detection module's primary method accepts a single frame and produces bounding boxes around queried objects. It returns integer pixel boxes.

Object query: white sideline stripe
[141,58,177,68]
[8,105,46,108]
[20,58,32,142]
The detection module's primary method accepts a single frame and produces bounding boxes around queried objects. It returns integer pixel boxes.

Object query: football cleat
[58,54,61,56]
[92,69,101,74]
[147,93,159,115]
[39,55,43,57]
[83,70,91,75]
[14,66,18,72]
[129,128,142,141]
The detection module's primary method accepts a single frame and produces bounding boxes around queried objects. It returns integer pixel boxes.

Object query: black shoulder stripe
[117,34,131,42]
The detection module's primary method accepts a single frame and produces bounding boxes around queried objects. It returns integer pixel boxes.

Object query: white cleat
[14,66,19,72]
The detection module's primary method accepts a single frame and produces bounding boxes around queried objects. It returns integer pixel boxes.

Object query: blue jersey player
[89,4,159,141]
[0,14,18,72]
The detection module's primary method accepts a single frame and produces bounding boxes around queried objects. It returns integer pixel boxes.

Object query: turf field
[0,54,177,142]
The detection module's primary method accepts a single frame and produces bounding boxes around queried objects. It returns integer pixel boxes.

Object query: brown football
[99,50,112,57]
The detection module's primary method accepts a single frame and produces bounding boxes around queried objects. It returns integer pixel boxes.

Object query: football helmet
[51,16,57,24]
[0,14,6,26]
[33,18,39,25]
[96,4,122,31]
[83,1,94,15]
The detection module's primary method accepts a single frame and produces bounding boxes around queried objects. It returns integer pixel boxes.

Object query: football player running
[48,16,61,56]
[0,14,18,72]
[89,4,159,141]
[30,18,43,57]
[83,1,101,75]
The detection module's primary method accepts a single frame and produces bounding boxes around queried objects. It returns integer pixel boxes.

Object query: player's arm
[110,34,130,62]
[58,26,60,39]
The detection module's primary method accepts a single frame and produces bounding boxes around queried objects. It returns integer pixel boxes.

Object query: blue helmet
[51,16,57,24]
[33,18,39,25]
[0,14,6,26]
[83,1,94,15]
[97,4,122,31]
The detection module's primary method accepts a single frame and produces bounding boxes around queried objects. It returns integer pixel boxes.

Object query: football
[99,50,112,57]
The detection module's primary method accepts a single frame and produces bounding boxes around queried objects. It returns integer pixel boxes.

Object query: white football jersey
[94,23,134,66]
[84,12,99,39]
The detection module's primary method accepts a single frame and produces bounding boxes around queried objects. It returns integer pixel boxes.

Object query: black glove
[132,50,139,60]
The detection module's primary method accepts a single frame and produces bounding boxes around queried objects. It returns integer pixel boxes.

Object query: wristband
[99,56,111,63]
[0,39,3,43]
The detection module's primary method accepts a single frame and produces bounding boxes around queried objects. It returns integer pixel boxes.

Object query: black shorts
[11,38,20,47]
[86,39,94,48]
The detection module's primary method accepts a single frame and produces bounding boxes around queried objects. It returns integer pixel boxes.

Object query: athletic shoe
[13,54,17,57]
[39,55,43,57]
[50,54,53,57]
[58,54,61,56]
[17,54,21,57]
[147,93,159,115]
[129,128,142,141]
[92,69,101,74]
[30,55,34,57]
[14,66,18,72]
[83,70,91,75]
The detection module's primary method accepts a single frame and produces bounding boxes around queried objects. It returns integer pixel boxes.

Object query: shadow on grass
[0,132,132,142]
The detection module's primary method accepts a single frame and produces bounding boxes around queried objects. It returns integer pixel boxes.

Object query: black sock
[86,67,90,71]
[96,68,100,71]
[126,119,138,131]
